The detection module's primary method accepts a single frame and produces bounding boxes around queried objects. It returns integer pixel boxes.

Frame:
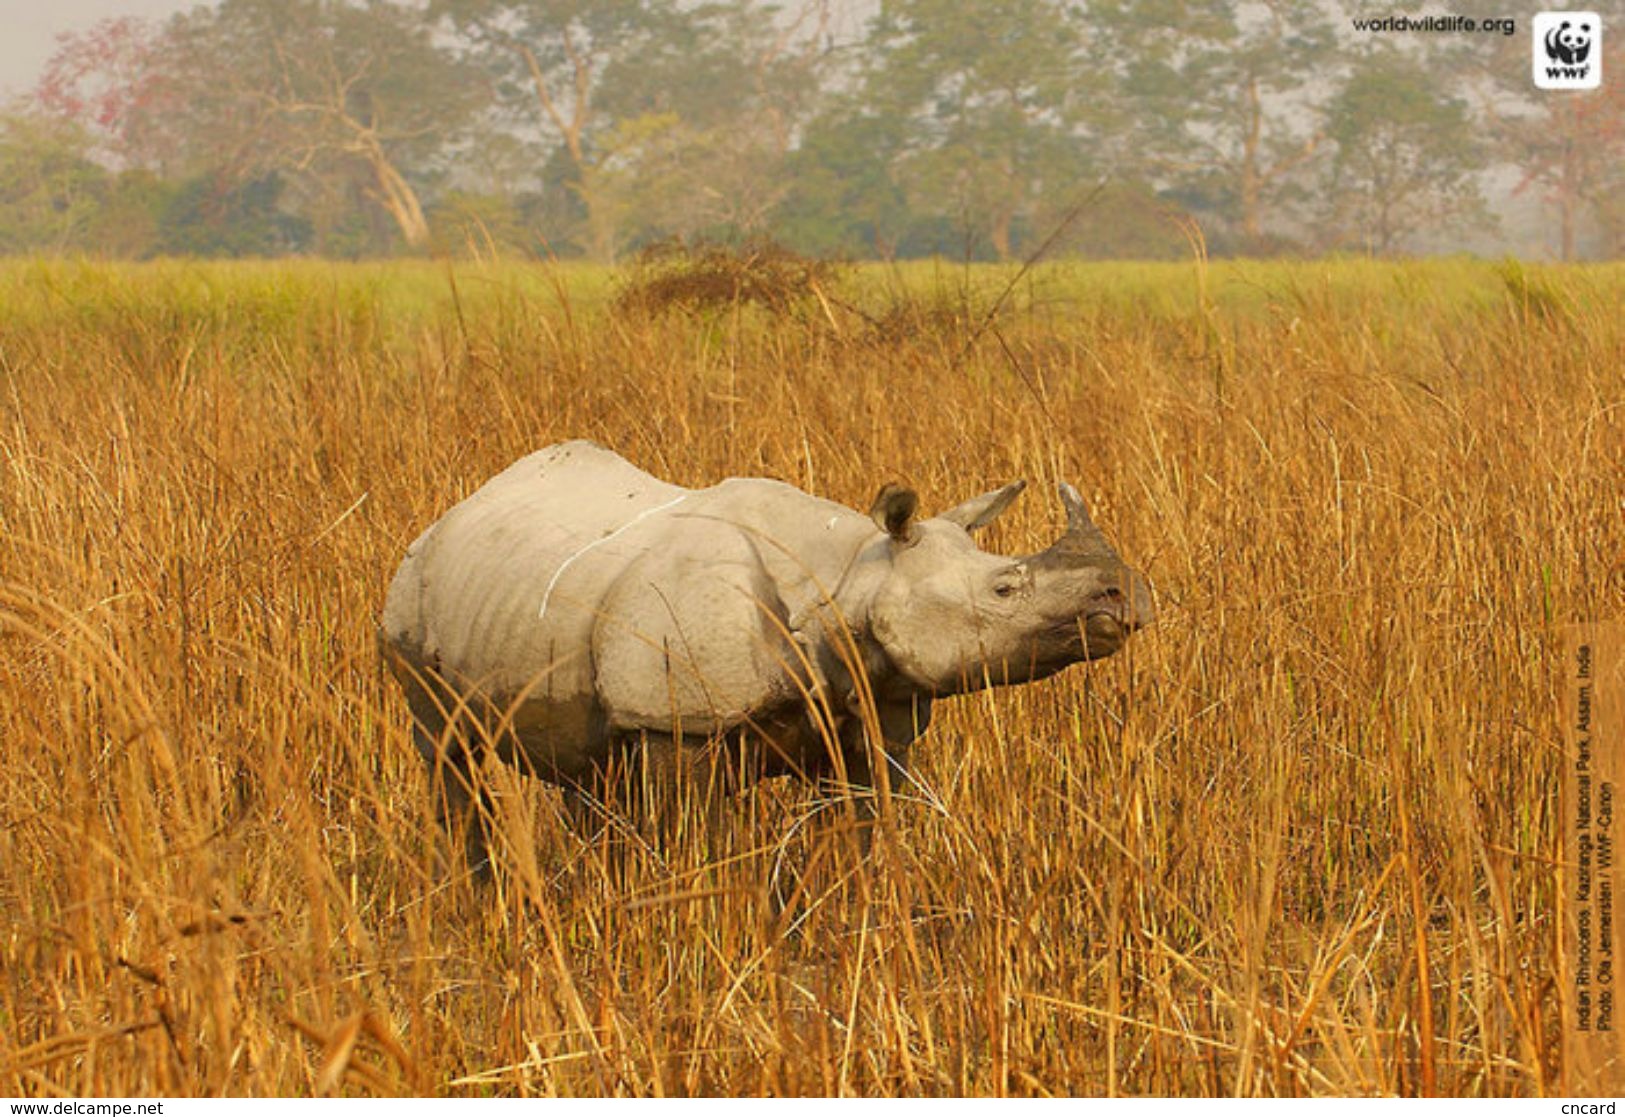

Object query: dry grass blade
[311,1013,366,1096]
[2,1021,162,1080]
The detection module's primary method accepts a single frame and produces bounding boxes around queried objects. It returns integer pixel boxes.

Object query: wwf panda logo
[1545,20,1593,64]
[1534,11,1602,89]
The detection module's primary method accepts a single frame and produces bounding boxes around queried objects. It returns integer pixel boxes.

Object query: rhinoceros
[380,440,1153,867]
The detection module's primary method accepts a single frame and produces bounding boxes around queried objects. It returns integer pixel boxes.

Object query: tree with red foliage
[33,16,185,172]
[1507,38,1625,259]
[1469,25,1625,260]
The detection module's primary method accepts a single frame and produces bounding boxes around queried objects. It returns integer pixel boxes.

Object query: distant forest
[2,0,1621,261]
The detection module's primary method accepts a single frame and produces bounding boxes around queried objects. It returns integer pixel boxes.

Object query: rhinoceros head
[863,479,1154,694]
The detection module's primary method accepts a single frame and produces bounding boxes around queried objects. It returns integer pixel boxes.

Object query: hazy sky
[0,0,197,98]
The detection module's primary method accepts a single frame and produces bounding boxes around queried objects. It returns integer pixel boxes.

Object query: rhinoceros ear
[870,483,919,543]
[940,479,1026,533]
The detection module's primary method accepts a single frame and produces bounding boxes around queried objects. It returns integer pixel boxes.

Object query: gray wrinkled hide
[381,440,1153,859]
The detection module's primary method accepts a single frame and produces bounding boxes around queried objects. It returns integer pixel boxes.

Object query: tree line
[2,0,1621,261]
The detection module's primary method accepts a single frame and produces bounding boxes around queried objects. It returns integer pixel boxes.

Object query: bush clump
[614,238,843,316]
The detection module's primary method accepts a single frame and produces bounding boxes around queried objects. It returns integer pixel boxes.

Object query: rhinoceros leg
[565,731,731,857]
[621,731,735,848]
[812,728,878,854]
[405,686,493,876]
[815,715,919,855]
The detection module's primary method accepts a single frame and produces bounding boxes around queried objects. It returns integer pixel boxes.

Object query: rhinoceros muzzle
[1075,581,1153,659]
[1080,613,1129,658]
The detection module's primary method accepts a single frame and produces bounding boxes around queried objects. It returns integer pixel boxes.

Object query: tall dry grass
[0,256,1620,1096]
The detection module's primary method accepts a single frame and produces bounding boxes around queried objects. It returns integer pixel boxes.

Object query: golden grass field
[0,254,1621,1096]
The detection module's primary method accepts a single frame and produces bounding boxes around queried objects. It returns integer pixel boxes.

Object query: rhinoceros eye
[992,564,1029,599]
[993,574,1024,598]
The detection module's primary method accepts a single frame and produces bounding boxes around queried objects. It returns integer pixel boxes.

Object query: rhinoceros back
[395,440,688,705]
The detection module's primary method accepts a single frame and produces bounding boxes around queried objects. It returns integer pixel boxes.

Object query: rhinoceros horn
[1046,482,1119,563]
